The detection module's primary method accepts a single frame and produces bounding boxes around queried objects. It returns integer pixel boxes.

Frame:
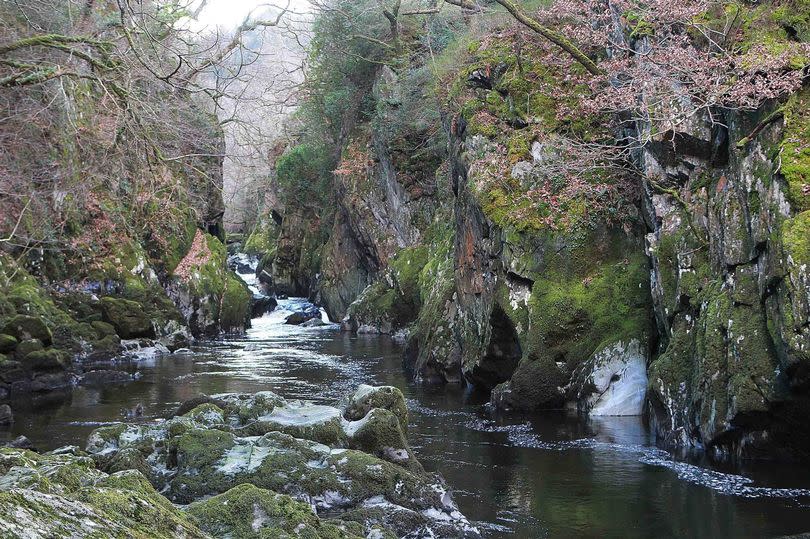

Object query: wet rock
[284,308,321,325]
[86,333,122,360]
[251,295,277,318]
[84,387,478,538]
[13,338,43,361]
[490,358,567,411]
[30,372,74,392]
[236,402,347,446]
[301,317,327,327]
[100,296,154,339]
[0,362,26,384]
[24,349,70,371]
[344,408,422,472]
[158,325,192,352]
[0,334,17,354]
[3,315,52,346]
[0,404,12,425]
[2,435,34,450]
[572,340,647,416]
[172,395,229,417]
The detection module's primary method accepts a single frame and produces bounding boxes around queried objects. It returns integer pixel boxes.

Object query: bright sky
[193,0,309,29]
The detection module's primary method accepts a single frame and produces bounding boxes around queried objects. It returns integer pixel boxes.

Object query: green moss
[506,132,531,162]
[243,218,280,257]
[179,232,250,334]
[0,333,15,353]
[782,210,810,265]
[24,348,70,371]
[74,470,206,538]
[2,315,52,345]
[186,483,361,539]
[220,273,251,333]
[522,234,651,374]
[348,246,430,331]
[172,428,235,471]
[624,11,655,38]
[99,297,153,339]
[781,89,810,211]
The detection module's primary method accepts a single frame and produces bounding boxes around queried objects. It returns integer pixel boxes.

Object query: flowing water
[3,298,810,538]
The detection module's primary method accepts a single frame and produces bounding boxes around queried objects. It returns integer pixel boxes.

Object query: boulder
[341,385,409,434]
[84,387,478,538]
[172,395,229,418]
[158,326,192,352]
[24,349,70,371]
[0,334,17,353]
[2,435,34,450]
[30,372,73,392]
[284,309,320,325]
[345,408,421,472]
[186,483,364,539]
[2,315,52,346]
[0,448,206,538]
[251,295,278,318]
[90,321,116,338]
[13,338,42,361]
[100,297,154,339]
[236,402,346,446]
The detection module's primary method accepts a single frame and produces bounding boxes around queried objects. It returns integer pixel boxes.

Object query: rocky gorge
[242,0,810,462]
[1,0,810,536]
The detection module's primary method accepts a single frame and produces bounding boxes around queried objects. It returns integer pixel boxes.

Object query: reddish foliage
[174,229,212,281]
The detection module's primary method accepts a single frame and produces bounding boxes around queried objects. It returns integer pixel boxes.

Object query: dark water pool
[3,299,810,538]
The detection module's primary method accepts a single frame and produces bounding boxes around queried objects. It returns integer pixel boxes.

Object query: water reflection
[2,299,810,538]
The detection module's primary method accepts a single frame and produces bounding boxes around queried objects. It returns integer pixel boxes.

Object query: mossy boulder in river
[2,315,52,346]
[186,483,366,539]
[0,448,206,538]
[341,384,409,434]
[85,386,479,538]
[100,297,154,339]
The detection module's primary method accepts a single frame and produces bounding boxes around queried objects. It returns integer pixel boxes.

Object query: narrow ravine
[4,258,810,537]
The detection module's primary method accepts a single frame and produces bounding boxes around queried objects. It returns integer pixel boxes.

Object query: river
[3,298,810,538]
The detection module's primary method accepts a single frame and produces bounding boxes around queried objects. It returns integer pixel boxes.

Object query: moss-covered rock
[2,315,52,346]
[341,385,409,434]
[100,297,154,339]
[0,448,206,538]
[345,247,429,334]
[13,338,43,361]
[83,388,478,538]
[345,408,422,472]
[0,334,17,354]
[91,321,117,338]
[23,349,70,371]
[186,483,362,539]
[235,402,347,446]
[169,230,251,336]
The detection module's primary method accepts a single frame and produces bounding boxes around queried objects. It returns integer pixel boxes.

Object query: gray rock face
[640,103,810,459]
